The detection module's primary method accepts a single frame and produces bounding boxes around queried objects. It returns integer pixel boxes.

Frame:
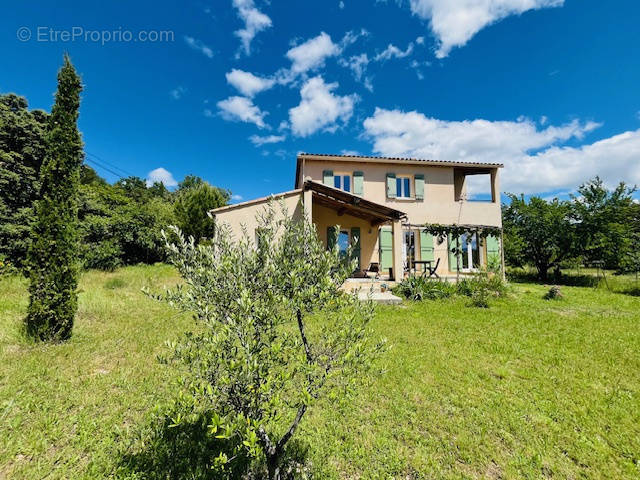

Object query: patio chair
[365,262,380,279]
[427,258,440,279]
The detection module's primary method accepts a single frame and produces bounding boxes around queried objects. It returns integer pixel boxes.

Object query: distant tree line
[503,178,640,280]
[0,92,229,273]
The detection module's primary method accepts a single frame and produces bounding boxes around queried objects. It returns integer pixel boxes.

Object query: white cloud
[146,167,178,188]
[184,36,214,58]
[170,86,187,100]
[374,42,414,61]
[226,69,275,97]
[339,1,345,8]
[339,53,370,81]
[408,0,564,58]
[249,134,286,146]
[361,107,635,195]
[289,76,357,137]
[341,149,360,156]
[286,32,340,76]
[233,0,272,56]
[216,96,268,129]
[231,194,244,201]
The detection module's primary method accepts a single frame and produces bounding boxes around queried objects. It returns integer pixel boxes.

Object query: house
[210,153,504,281]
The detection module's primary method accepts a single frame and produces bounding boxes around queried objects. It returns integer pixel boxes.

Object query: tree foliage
[25,55,83,341]
[173,178,229,243]
[502,194,576,280]
[151,203,384,479]
[0,94,49,268]
[571,177,637,270]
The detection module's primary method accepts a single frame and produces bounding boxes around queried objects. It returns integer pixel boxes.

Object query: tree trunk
[267,453,281,480]
[537,264,549,281]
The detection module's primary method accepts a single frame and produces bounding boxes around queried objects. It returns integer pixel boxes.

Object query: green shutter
[415,174,425,201]
[327,226,337,250]
[323,170,334,186]
[379,226,393,272]
[350,227,361,270]
[419,230,434,262]
[486,234,500,267]
[353,171,364,196]
[448,234,459,272]
[386,173,396,198]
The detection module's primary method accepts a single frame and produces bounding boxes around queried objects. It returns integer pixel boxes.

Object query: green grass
[1,266,639,478]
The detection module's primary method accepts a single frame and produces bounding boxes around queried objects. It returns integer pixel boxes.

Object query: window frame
[396,175,412,199]
[333,172,353,193]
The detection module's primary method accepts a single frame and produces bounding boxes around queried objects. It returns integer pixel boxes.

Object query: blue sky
[2,0,639,201]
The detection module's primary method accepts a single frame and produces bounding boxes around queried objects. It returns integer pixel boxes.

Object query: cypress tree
[25,55,83,341]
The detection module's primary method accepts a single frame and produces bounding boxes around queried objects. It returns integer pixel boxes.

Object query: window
[334,174,351,192]
[337,230,350,259]
[396,176,411,198]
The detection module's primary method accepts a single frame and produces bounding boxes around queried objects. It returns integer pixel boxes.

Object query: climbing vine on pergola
[404,223,504,279]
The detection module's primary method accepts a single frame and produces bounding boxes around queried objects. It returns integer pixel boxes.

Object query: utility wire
[85,151,136,178]
[84,157,124,180]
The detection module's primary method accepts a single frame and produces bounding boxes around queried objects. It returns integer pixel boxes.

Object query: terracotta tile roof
[298,152,503,168]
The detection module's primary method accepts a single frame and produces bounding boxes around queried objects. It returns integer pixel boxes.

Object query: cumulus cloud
[360,107,635,195]
[226,69,275,97]
[249,134,286,146]
[184,36,214,58]
[231,194,244,201]
[217,96,268,129]
[233,0,272,56]
[408,0,564,58]
[285,32,341,76]
[289,76,358,137]
[146,167,178,188]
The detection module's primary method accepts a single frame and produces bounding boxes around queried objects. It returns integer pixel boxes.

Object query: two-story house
[210,153,504,281]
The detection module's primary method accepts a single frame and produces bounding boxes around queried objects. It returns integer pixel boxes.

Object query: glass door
[460,233,480,271]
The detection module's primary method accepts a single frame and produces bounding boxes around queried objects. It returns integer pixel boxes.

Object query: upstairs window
[396,176,411,198]
[334,174,351,193]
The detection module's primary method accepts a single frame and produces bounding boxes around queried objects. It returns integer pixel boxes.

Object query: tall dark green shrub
[25,55,83,341]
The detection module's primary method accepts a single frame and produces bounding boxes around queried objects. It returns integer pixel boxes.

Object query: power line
[85,151,136,178]
[84,157,124,179]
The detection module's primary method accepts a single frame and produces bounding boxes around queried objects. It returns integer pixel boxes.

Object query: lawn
[1,265,639,478]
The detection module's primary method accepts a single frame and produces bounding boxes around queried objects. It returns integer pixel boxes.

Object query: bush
[394,276,455,301]
[0,255,18,275]
[394,269,508,309]
[81,240,123,271]
[543,285,563,300]
[469,286,490,308]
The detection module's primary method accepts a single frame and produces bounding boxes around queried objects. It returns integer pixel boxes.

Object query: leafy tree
[173,181,229,242]
[25,55,83,341]
[115,176,150,202]
[571,177,637,270]
[177,174,205,192]
[152,204,383,479]
[503,195,577,280]
[0,94,49,267]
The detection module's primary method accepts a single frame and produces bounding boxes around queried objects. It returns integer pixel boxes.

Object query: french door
[460,233,481,271]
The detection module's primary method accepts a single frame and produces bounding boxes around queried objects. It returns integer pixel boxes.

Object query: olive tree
[152,202,383,479]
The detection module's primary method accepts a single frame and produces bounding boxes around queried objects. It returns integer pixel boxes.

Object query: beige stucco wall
[211,191,304,244]
[301,159,502,227]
